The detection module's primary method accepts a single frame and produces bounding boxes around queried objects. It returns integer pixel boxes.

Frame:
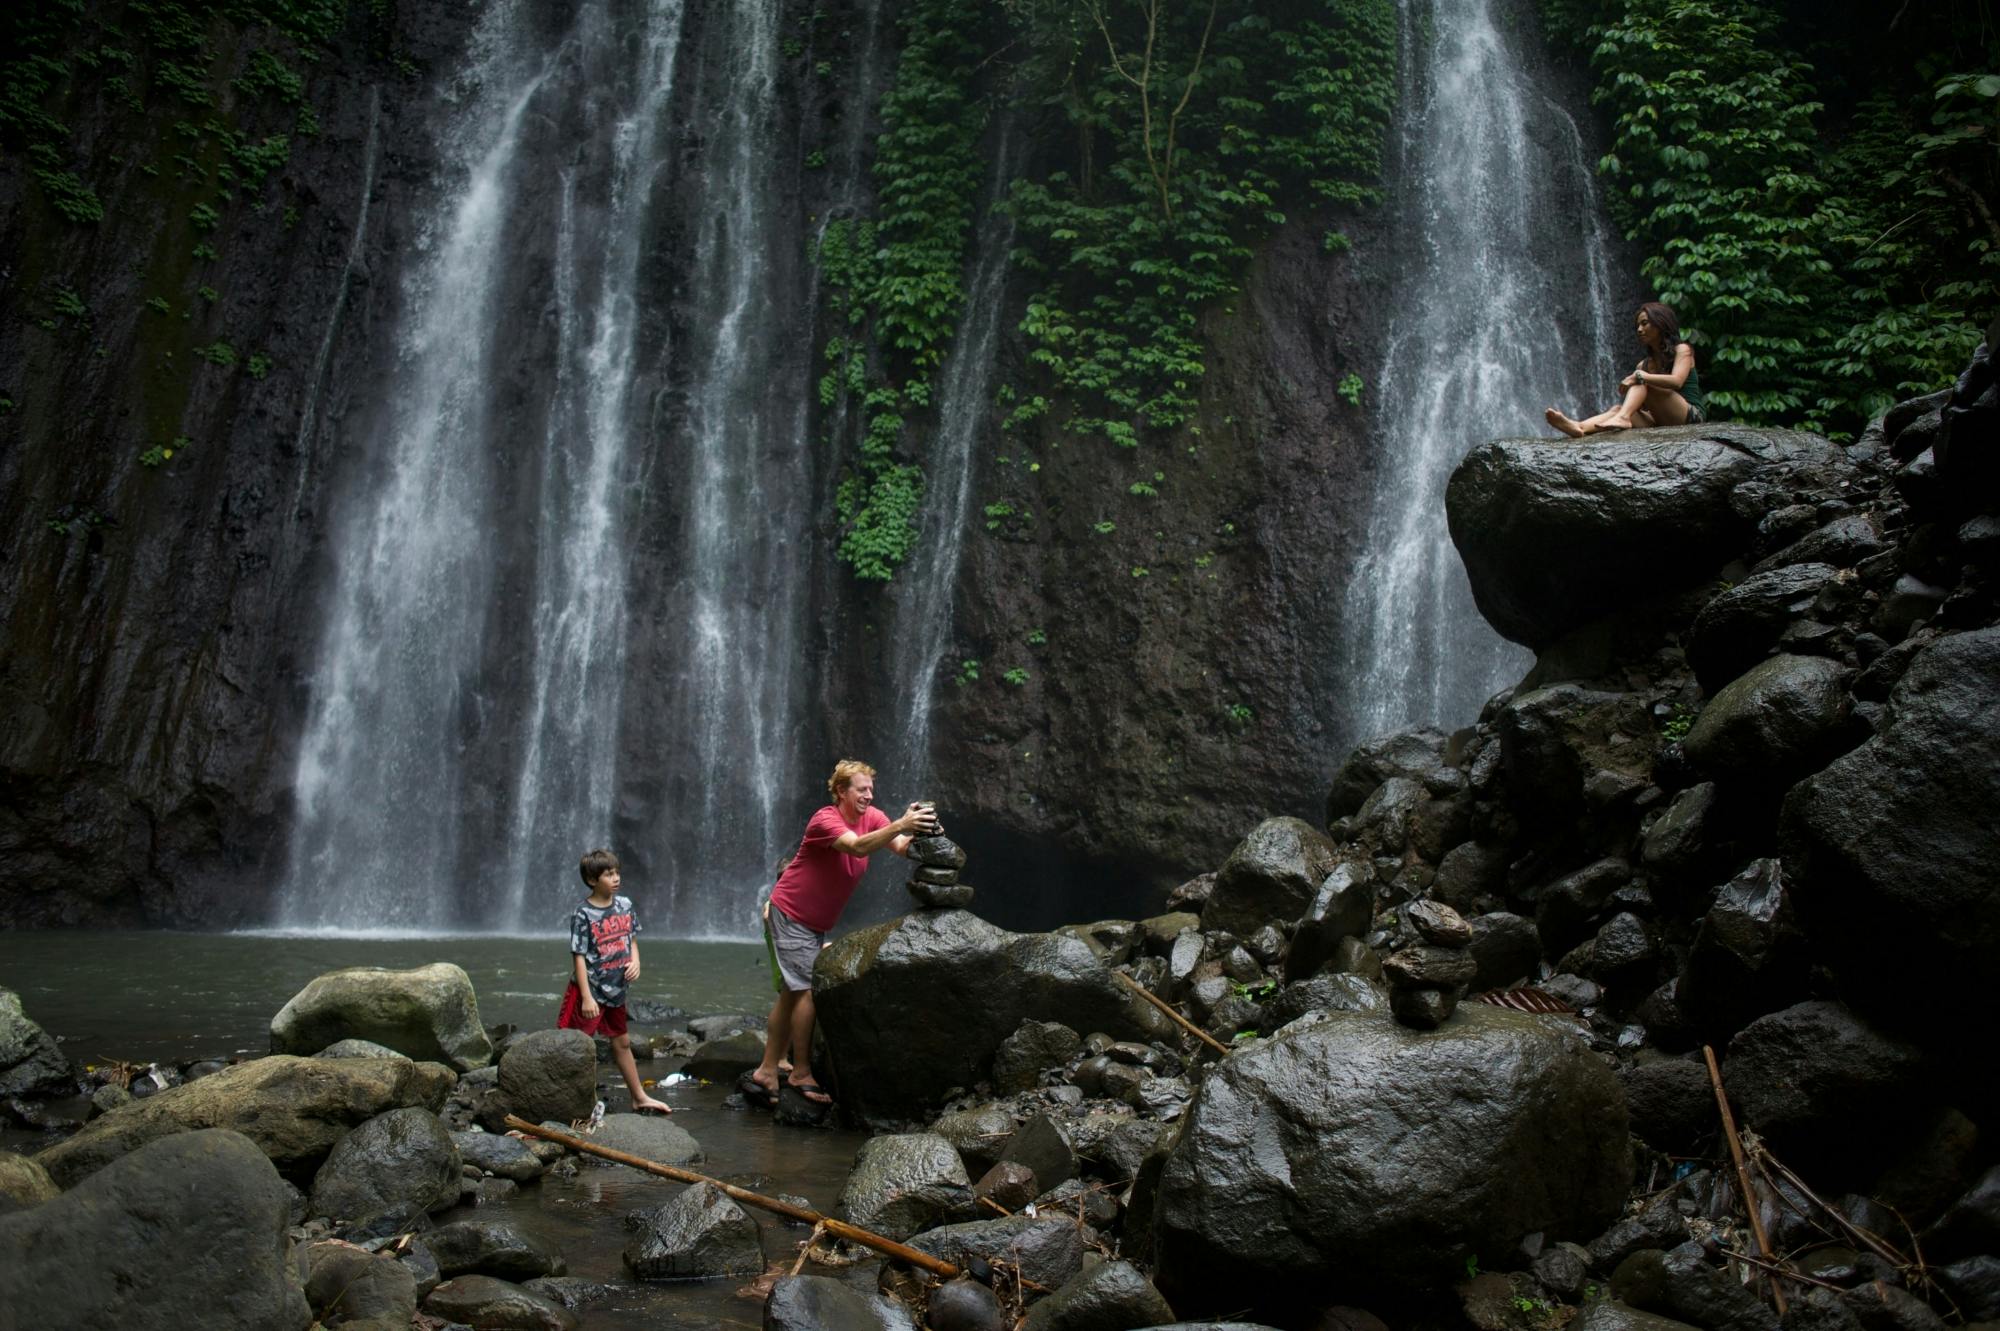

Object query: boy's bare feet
[1546,408,1586,438]
[632,1094,672,1115]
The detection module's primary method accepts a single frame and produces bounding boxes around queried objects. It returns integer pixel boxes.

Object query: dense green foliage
[1001,0,1396,439]
[817,1,986,580]
[1547,0,1997,434]
[818,0,1398,578]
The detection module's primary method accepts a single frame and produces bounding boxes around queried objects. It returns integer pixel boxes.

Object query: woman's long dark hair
[1637,301,1683,373]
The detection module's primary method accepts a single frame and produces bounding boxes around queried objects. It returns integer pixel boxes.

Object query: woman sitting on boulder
[1547,301,1707,436]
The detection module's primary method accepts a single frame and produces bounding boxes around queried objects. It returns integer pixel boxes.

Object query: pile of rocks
[1381,899,1476,1029]
[905,822,973,910]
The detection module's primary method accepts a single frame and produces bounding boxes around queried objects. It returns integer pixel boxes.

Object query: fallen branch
[1115,970,1230,1056]
[504,1116,960,1279]
[1703,1046,1789,1316]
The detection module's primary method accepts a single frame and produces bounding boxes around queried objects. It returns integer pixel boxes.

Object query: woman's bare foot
[1547,408,1586,438]
[632,1094,672,1115]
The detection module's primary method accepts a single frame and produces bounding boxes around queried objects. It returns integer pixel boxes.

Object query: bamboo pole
[1115,970,1231,1056]
[1702,1046,1789,1315]
[504,1115,961,1279]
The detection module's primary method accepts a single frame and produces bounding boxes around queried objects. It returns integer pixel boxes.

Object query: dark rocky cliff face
[0,0,1417,930]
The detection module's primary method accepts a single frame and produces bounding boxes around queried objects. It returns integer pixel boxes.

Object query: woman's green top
[1675,343,1706,413]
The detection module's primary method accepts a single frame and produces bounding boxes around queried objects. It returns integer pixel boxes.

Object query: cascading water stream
[283,6,557,931]
[652,0,817,934]
[891,126,1020,792]
[1341,0,1618,743]
[496,2,685,928]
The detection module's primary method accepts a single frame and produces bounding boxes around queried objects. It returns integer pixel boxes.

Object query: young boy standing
[559,848,671,1115]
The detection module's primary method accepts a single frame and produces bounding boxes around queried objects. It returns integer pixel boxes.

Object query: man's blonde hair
[828,759,877,800]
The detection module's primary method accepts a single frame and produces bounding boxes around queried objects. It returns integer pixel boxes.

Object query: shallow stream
[0,932,877,1328]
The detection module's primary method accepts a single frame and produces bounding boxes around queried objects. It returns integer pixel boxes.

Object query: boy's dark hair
[579,848,620,886]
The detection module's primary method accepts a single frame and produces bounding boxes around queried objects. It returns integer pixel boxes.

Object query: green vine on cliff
[817,0,986,580]
[1551,0,1996,435]
[999,0,1396,438]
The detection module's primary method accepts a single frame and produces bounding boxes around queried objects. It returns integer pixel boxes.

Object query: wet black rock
[1925,1165,2000,1260]
[1783,626,2000,1028]
[1499,688,1655,828]
[1573,1302,1707,1331]
[906,1215,1086,1292]
[1467,913,1542,992]
[1388,985,1459,1029]
[928,1276,1006,1331]
[998,1113,1078,1194]
[492,1029,597,1128]
[1022,1258,1176,1330]
[1611,1242,1778,1331]
[908,835,968,871]
[766,1273,917,1331]
[1447,433,1807,648]
[424,1218,566,1281]
[1382,945,1478,989]
[1205,817,1343,938]
[304,1240,418,1326]
[1690,564,1844,690]
[814,912,1169,1124]
[1677,860,1808,1041]
[1153,1004,1628,1315]
[910,879,979,910]
[838,1133,973,1240]
[1681,654,1856,782]
[424,1274,578,1330]
[623,1182,764,1279]
[1533,858,1632,955]
[1619,1058,1715,1155]
[1935,1255,2000,1321]
[1326,727,1454,820]
[1723,1001,1927,1179]
[1435,841,1510,912]
[992,1020,1083,1094]
[0,1128,311,1330]
[1587,1193,1695,1271]
[451,1129,547,1182]
[1283,863,1376,982]
[307,1106,461,1224]
[0,988,74,1097]
[1754,512,1891,576]
[1263,973,1385,1030]
[1408,899,1474,946]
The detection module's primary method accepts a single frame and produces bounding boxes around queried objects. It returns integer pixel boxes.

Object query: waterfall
[495,1,685,927]
[1341,0,1619,744]
[281,1,690,932]
[638,0,819,937]
[890,126,1020,791]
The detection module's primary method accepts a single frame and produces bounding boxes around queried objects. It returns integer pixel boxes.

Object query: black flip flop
[736,1071,777,1108]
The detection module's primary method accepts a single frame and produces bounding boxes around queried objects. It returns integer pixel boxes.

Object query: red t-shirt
[770,804,892,932]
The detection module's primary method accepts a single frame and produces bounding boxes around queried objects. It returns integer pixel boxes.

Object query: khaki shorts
[762,897,825,993]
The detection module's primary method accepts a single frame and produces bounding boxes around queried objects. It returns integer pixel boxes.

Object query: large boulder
[424,1219,568,1280]
[0,987,73,1097]
[1153,1004,1629,1317]
[905,1214,1088,1291]
[623,1181,765,1279]
[1447,429,1839,649]
[1722,1000,1927,1179]
[34,1054,456,1187]
[814,912,1171,1123]
[1498,686,1655,827]
[304,1241,419,1326]
[0,1129,310,1329]
[1204,817,1342,937]
[271,963,492,1070]
[1681,654,1855,783]
[1783,627,2000,1026]
[494,1028,598,1126]
[585,1112,703,1163]
[424,1275,577,1330]
[839,1133,974,1240]
[307,1106,462,1223]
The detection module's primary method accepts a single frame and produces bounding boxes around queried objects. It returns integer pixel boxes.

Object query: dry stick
[1703,1046,1789,1316]
[1115,970,1231,1056]
[1759,1149,1911,1272]
[791,1221,826,1277]
[504,1116,960,1279]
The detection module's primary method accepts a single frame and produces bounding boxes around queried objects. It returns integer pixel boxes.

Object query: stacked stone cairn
[905,820,973,910]
[1382,900,1476,1030]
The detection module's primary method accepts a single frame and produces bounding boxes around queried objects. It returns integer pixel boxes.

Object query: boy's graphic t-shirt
[570,894,642,1007]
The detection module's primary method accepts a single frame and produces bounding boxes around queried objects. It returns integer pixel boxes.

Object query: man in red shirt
[748,759,937,1106]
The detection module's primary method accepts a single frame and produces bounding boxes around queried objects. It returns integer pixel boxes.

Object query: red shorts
[557,982,627,1038]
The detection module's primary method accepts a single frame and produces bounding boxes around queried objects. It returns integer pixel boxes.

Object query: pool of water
[0,931,880,1327]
